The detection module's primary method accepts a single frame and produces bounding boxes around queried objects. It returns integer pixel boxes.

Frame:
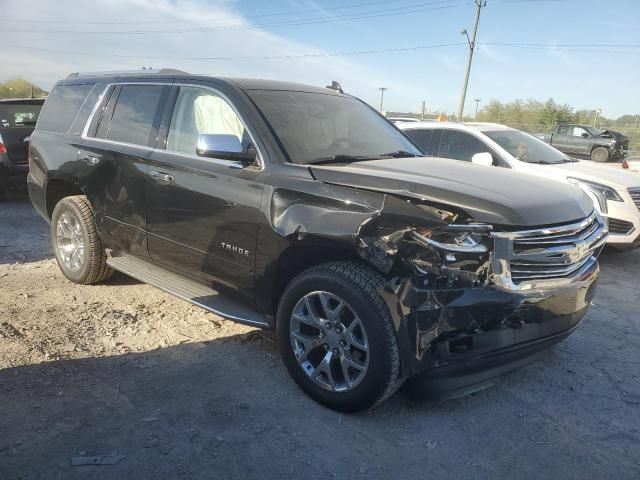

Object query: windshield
[585,126,603,136]
[484,130,571,164]
[248,90,421,164]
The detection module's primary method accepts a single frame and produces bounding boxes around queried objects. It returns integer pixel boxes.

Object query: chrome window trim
[81,81,266,171]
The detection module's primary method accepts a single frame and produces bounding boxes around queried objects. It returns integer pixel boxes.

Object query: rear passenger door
[78,83,171,257]
[146,84,265,301]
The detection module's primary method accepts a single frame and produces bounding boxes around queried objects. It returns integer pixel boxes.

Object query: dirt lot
[1,190,639,479]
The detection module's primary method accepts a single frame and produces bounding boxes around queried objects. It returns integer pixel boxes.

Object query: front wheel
[591,147,610,163]
[276,262,402,412]
[51,195,113,284]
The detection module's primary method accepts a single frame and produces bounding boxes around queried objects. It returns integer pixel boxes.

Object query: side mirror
[471,152,493,166]
[196,134,256,164]
[581,132,590,138]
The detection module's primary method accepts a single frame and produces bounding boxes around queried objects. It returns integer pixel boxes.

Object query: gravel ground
[1,190,639,479]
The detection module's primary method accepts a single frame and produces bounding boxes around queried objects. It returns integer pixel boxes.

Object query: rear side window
[37,84,92,133]
[105,85,165,146]
[557,125,569,135]
[404,129,435,154]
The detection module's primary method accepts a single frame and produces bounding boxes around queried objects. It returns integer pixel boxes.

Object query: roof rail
[66,68,189,79]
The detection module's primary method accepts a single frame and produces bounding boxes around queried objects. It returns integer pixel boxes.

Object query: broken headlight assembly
[406,224,493,286]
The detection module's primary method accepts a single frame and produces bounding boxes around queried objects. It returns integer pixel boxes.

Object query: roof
[0,97,46,104]
[61,70,341,95]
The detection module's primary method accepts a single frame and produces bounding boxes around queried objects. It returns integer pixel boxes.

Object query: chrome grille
[491,212,608,290]
[628,188,640,211]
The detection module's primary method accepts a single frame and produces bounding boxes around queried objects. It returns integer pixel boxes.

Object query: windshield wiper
[377,150,424,158]
[306,154,379,165]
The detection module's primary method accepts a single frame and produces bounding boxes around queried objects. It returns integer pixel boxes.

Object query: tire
[276,262,402,412]
[591,146,610,163]
[50,195,113,284]
[0,187,5,202]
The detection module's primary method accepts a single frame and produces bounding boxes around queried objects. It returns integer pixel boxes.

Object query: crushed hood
[310,157,593,227]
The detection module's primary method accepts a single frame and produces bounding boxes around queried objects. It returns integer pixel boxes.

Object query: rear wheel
[51,195,113,284]
[276,262,402,412]
[591,147,610,163]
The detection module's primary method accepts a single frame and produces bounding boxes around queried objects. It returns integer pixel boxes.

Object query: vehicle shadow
[0,189,52,265]
[1,314,638,479]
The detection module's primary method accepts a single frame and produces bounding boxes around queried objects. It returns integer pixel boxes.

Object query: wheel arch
[45,179,84,219]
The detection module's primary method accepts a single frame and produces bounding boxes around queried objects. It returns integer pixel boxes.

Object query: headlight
[567,177,623,214]
[410,224,492,254]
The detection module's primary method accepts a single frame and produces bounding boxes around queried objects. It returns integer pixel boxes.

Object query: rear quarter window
[37,84,93,133]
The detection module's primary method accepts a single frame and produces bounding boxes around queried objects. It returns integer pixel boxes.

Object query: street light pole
[593,108,601,128]
[474,98,481,119]
[457,0,486,122]
[378,87,388,112]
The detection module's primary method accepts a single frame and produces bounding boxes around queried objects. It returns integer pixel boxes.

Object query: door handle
[150,171,175,184]
[79,154,100,166]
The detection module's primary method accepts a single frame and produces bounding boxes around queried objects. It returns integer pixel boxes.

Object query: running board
[106,253,270,328]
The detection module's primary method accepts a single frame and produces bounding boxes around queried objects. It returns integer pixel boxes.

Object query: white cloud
[0,0,422,110]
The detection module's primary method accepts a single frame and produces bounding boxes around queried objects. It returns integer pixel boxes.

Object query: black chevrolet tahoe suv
[28,70,607,411]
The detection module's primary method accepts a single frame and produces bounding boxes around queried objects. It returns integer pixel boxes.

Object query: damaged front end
[266,184,606,397]
[355,195,607,393]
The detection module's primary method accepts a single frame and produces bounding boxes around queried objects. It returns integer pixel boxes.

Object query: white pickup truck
[398,121,640,249]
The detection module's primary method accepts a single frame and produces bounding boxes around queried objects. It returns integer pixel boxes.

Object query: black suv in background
[0,98,44,200]
[29,71,607,411]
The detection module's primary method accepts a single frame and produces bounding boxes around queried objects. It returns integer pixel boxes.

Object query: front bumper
[383,259,599,397]
[604,190,640,247]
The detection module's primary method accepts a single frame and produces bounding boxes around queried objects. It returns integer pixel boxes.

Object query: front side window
[571,126,590,137]
[437,130,489,162]
[248,90,420,164]
[484,130,570,164]
[166,86,247,155]
[106,85,165,146]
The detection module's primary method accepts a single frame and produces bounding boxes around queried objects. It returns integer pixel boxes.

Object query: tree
[0,78,47,99]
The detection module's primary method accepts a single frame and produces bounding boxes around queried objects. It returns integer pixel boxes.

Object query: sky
[1,0,638,118]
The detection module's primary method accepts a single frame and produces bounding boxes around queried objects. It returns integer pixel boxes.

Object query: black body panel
[28,72,603,396]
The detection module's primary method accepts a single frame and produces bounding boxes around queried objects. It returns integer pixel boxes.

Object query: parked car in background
[386,116,423,123]
[0,98,45,201]
[29,71,606,411]
[399,121,640,248]
[538,124,629,162]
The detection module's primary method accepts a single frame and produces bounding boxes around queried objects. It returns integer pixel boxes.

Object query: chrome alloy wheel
[290,291,370,392]
[55,211,86,272]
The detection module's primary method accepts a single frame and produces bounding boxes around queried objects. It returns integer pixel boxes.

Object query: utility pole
[378,87,388,112]
[457,0,486,122]
[593,108,601,128]
[635,116,638,128]
[474,98,481,119]
[421,100,426,120]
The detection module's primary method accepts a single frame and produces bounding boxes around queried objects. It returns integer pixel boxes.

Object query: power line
[2,42,639,62]
[0,42,466,61]
[1,1,457,35]
[2,0,418,25]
